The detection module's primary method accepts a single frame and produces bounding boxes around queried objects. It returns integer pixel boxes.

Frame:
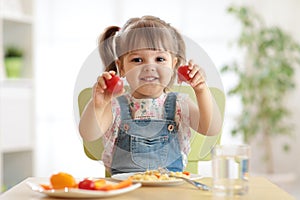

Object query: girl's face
[118,49,177,99]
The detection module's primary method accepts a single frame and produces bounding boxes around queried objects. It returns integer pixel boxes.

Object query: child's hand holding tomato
[177,60,206,91]
[93,71,124,108]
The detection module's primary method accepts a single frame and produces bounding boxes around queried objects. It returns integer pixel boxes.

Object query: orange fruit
[50,172,77,189]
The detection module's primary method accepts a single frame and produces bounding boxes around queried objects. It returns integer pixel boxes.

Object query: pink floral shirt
[102,92,191,168]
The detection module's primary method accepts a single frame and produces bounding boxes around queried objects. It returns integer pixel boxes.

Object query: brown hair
[98,16,186,87]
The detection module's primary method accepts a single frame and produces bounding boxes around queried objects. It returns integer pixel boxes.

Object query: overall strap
[164,92,177,121]
[116,95,131,120]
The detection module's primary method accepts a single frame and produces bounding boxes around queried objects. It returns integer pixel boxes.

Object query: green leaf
[283,144,290,152]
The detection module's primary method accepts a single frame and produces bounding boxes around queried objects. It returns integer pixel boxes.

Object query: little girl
[79,16,222,175]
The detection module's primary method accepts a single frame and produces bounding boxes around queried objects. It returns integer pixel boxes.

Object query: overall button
[123,123,130,131]
[167,124,174,132]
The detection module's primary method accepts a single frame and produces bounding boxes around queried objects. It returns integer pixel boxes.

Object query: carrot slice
[183,171,190,176]
[40,184,52,190]
[96,179,132,191]
[154,172,161,179]
[94,179,107,190]
[96,184,114,191]
[113,179,132,190]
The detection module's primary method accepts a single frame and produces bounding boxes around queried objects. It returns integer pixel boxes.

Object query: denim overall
[110,93,183,175]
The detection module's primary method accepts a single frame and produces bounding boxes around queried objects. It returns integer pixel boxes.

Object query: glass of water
[212,145,250,196]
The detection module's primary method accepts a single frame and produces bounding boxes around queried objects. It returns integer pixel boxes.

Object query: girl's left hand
[179,60,207,91]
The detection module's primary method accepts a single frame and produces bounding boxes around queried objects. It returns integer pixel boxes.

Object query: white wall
[34,0,118,178]
[34,0,300,178]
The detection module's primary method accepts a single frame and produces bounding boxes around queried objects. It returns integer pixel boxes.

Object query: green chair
[78,88,104,161]
[171,86,225,174]
[78,86,225,174]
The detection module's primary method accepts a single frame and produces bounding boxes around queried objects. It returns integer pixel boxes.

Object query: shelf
[2,147,33,154]
[1,13,33,24]
[0,0,35,191]
[0,78,33,87]
[0,0,34,23]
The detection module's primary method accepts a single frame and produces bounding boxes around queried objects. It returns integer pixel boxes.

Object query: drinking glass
[212,145,250,196]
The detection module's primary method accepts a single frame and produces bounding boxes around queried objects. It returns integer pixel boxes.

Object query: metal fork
[158,167,210,191]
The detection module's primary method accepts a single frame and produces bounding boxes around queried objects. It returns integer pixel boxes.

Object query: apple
[177,65,191,81]
[105,74,123,94]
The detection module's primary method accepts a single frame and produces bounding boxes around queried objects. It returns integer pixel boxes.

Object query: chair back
[78,88,103,160]
[170,86,225,173]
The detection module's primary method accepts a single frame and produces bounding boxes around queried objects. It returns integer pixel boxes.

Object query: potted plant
[221,6,300,175]
[4,46,24,78]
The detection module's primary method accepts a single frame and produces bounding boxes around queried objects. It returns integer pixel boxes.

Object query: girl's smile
[140,75,159,82]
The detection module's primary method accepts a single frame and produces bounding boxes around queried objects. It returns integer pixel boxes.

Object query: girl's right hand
[92,71,123,108]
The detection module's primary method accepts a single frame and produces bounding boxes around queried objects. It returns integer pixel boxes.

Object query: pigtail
[172,28,186,68]
[98,26,120,72]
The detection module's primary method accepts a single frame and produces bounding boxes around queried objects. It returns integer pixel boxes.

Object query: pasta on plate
[130,170,190,181]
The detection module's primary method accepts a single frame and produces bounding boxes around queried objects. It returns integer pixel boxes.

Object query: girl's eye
[156,57,166,62]
[131,58,143,63]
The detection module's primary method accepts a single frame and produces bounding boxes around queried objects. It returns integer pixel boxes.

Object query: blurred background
[1,0,299,198]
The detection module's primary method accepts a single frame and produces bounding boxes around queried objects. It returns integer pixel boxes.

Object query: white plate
[111,172,203,186]
[27,181,141,198]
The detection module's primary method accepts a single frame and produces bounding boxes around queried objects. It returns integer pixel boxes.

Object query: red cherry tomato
[78,179,95,190]
[105,74,123,94]
[177,65,191,81]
